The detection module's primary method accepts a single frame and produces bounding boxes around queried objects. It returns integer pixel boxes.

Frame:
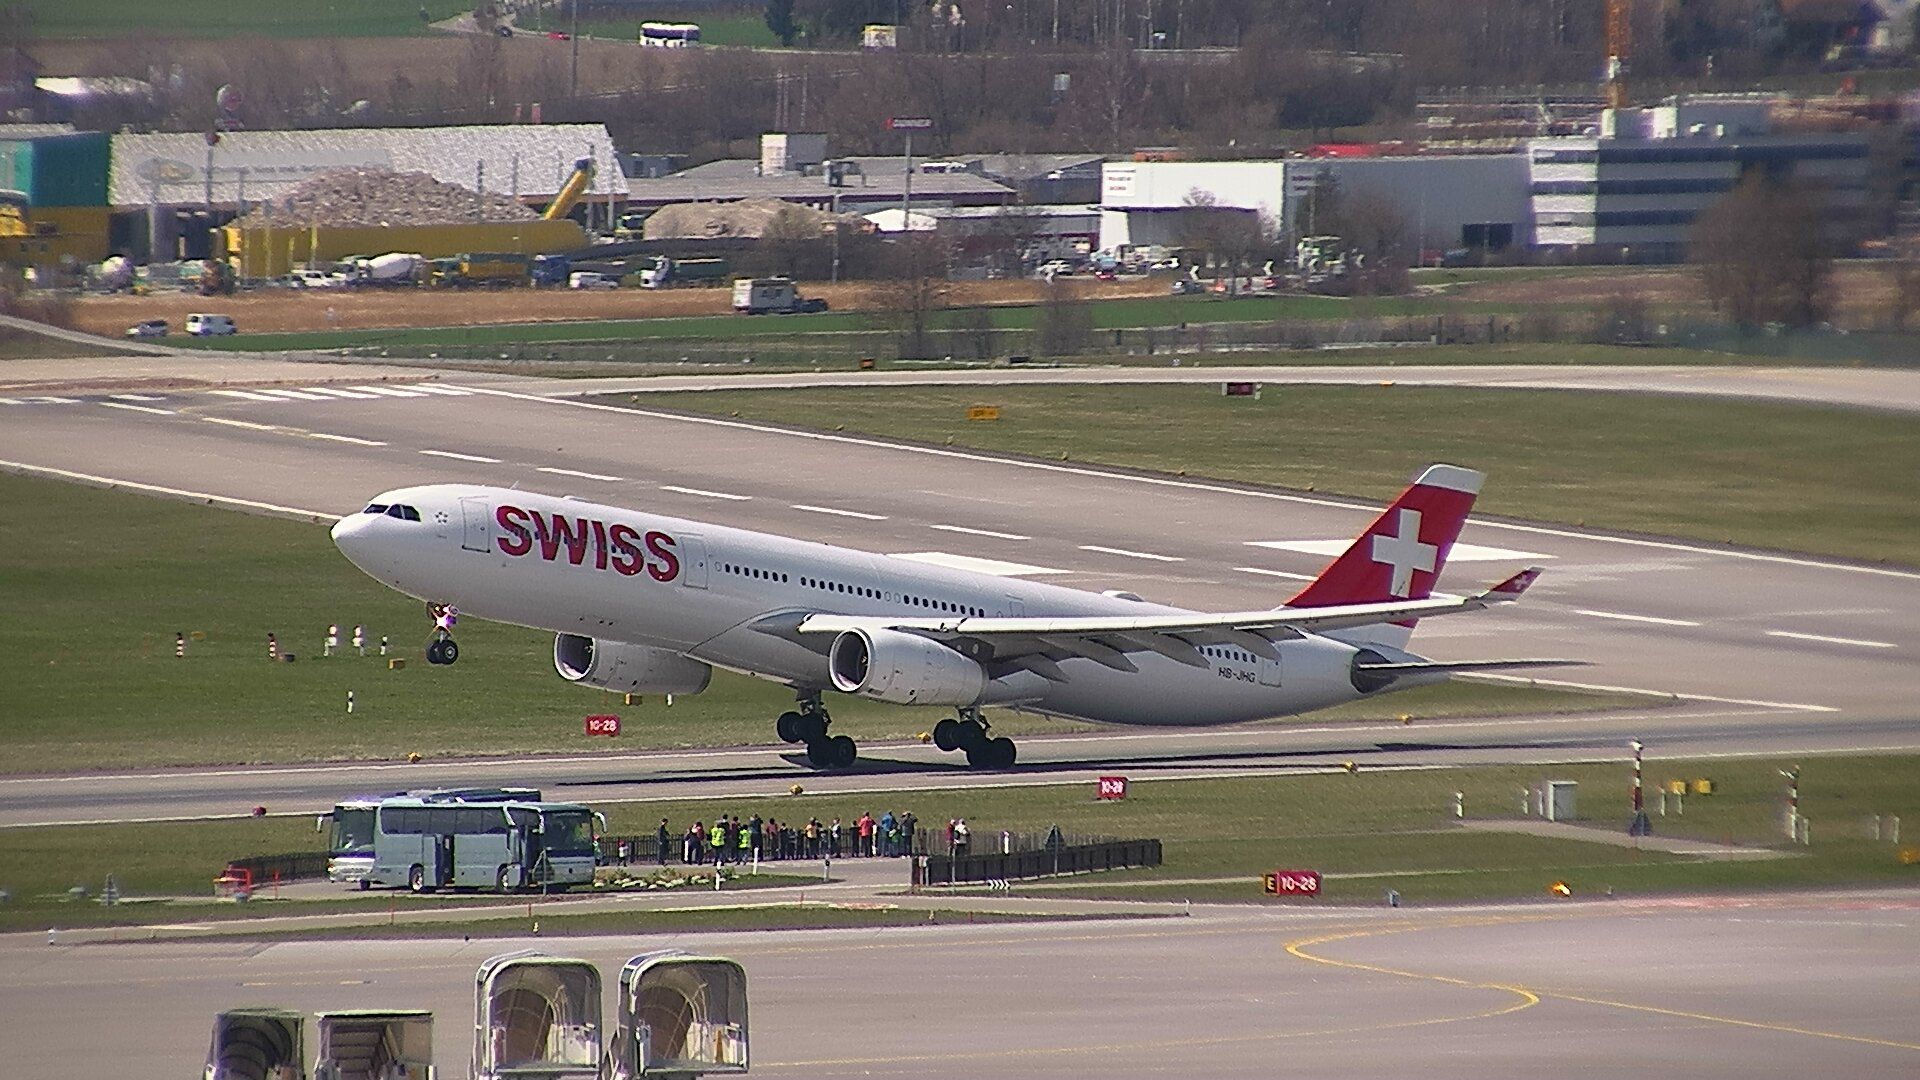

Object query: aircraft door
[1257,652,1282,687]
[1007,597,1025,617]
[680,535,709,589]
[460,498,493,553]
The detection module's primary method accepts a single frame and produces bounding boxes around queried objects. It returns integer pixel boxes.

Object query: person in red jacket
[857,811,876,857]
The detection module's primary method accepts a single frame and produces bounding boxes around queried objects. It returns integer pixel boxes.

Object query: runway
[6,890,1916,1077]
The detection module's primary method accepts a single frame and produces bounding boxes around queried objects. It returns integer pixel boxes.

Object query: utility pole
[569,0,581,98]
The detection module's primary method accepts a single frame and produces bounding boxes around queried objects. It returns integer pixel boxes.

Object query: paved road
[7,890,1916,1077]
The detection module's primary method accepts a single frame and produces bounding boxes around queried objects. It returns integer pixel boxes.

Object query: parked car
[568,271,618,290]
[1169,279,1204,295]
[125,319,169,338]
[289,269,344,289]
[185,313,238,336]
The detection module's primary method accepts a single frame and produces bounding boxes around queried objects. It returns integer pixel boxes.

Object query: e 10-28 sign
[1263,869,1321,897]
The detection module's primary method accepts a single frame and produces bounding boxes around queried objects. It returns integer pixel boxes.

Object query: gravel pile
[233,168,539,228]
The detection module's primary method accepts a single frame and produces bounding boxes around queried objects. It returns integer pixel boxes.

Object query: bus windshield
[542,810,596,857]
[330,807,376,855]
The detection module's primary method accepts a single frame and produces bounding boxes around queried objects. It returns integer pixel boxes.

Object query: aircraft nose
[331,512,373,562]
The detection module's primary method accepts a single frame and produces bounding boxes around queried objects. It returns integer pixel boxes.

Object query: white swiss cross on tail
[1370,508,1438,598]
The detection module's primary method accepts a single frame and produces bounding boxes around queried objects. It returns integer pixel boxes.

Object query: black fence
[921,839,1163,886]
[598,826,1133,867]
[225,851,331,883]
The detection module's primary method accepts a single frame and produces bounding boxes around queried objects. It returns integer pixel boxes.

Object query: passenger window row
[723,562,789,583]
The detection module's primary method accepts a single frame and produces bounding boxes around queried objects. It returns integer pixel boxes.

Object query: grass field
[7,754,1914,932]
[630,384,1920,566]
[0,470,1618,773]
[168,293,1558,354]
[16,0,471,37]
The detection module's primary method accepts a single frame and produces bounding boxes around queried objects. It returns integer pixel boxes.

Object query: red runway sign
[1096,776,1129,800]
[1263,869,1322,896]
[584,714,622,737]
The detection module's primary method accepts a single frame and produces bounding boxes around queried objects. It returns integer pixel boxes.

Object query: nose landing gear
[778,692,857,769]
[425,604,459,666]
[935,709,1016,769]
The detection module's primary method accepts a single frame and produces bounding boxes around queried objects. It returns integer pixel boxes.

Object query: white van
[185,313,238,336]
[568,271,617,290]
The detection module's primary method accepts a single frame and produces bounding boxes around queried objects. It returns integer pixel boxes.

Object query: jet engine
[829,627,987,706]
[554,634,712,695]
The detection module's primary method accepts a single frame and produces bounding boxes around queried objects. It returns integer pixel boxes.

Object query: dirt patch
[70,278,1164,336]
[1447,268,1705,306]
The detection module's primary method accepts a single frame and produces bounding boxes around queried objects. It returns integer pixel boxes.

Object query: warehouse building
[108,124,627,262]
[621,133,1017,216]
[1099,154,1532,256]
[1528,97,1872,259]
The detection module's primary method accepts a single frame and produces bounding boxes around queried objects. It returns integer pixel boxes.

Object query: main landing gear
[425,603,459,666]
[933,709,1017,769]
[778,692,857,769]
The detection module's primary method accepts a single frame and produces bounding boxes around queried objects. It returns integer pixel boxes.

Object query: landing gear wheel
[827,734,857,768]
[966,737,1017,769]
[934,718,962,751]
[426,638,458,665]
[777,711,804,744]
[805,739,829,768]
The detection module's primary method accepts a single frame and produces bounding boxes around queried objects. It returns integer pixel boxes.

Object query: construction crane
[1605,0,1632,110]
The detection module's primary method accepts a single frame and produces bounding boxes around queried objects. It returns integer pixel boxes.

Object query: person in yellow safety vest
[738,821,751,861]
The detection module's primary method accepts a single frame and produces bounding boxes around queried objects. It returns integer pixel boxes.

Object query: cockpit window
[362,503,389,515]
[384,504,422,522]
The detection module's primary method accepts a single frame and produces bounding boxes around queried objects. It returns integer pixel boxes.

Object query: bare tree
[875,234,953,358]
[1035,278,1094,356]
[1333,190,1413,296]
[1881,260,1920,330]
[1691,176,1831,329]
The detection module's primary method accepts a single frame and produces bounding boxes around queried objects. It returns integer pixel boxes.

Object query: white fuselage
[332,484,1421,726]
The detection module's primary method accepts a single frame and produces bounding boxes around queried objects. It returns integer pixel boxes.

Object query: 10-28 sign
[1263,869,1322,897]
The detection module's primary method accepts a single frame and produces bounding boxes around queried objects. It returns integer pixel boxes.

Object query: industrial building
[863,203,1101,261]
[1099,155,1533,256]
[1528,97,1872,259]
[620,133,1019,216]
[1,125,112,265]
[107,124,627,262]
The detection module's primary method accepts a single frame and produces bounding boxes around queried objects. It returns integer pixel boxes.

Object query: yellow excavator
[543,157,595,221]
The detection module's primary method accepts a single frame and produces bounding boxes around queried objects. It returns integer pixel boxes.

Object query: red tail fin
[1286,464,1483,608]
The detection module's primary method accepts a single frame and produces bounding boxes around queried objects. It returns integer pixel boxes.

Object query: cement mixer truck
[346,252,425,286]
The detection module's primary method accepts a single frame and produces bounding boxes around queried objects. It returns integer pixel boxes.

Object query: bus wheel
[408,865,426,893]
[496,866,513,893]
[357,878,370,892]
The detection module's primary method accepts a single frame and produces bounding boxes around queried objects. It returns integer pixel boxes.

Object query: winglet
[1480,566,1544,602]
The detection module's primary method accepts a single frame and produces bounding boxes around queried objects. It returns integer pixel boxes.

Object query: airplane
[331,463,1569,770]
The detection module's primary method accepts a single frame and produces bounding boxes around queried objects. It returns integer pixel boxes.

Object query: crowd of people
[608,811,977,866]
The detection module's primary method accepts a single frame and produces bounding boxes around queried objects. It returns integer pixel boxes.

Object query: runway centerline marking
[201,417,279,432]
[1080,544,1184,562]
[931,523,1031,541]
[793,503,887,520]
[660,484,751,501]
[108,393,168,402]
[537,466,623,482]
[1462,673,1837,713]
[99,402,175,416]
[306,432,386,447]
[1574,609,1702,627]
[448,383,1920,583]
[419,449,501,463]
[1766,630,1897,650]
[206,389,281,402]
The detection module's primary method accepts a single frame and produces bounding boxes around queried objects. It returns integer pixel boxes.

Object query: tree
[1690,176,1831,329]
[1034,279,1094,356]
[876,234,953,358]
[765,0,800,46]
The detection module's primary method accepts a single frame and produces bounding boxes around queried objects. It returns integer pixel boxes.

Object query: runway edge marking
[0,459,333,521]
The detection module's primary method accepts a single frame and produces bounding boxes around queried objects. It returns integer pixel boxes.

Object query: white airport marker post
[267,633,278,661]
[353,624,366,656]
[175,632,186,659]
[1628,740,1651,837]
[1452,792,1465,819]
[379,635,389,657]
[1780,765,1801,840]
[325,624,339,658]
[346,690,355,714]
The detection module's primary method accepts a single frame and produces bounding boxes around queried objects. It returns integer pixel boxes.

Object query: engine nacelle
[555,634,712,695]
[829,627,987,706]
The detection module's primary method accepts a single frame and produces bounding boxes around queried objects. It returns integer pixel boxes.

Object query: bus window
[542,810,596,857]
[330,807,376,855]
[429,807,459,835]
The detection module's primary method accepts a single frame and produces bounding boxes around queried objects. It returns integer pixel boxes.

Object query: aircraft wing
[789,568,1545,675]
